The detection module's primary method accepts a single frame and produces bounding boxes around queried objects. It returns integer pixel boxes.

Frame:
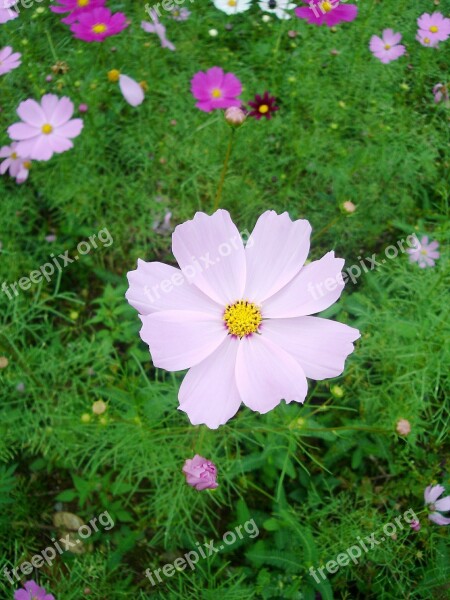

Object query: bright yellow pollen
[41,124,53,134]
[92,23,107,34]
[223,300,262,338]
[420,249,428,255]
[23,161,31,169]
[429,25,438,33]
[77,0,89,6]
[228,0,237,5]
[11,152,18,159]
[321,1,333,12]
[259,104,269,113]
[384,44,391,50]
[211,88,222,98]
[424,37,431,44]
[107,69,120,82]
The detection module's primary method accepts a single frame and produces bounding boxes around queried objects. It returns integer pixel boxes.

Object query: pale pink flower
[0,142,31,184]
[182,455,218,491]
[416,30,439,48]
[406,235,440,268]
[396,418,411,436]
[119,74,145,107]
[0,46,21,75]
[424,484,450,525]
[417,12,450,44]
[8,94,83,161]
[126,210,360,428]
[141,11,175,51]
[433,83,449,104]
[369,29,406,64]
[0,0,18,24]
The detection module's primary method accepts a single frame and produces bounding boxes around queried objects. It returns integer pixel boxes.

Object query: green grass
[0,1,449,598]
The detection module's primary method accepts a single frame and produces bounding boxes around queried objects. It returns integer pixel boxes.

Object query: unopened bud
[225,106,246,127]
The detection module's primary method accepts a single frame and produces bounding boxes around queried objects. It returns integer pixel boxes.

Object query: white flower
[258,0,296,20]
[213,0,252,15]
[208,28,219,36]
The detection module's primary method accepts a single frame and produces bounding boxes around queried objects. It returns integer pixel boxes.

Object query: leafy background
[0,0,449,598]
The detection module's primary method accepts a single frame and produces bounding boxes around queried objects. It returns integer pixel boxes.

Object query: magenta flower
[369,29,406,64]
[70,7,128,42]
[410,520,421,532]
[126,210,360,428]
[0,0,18,23]
[14,580,55,600]
[141,11,175,51]
[0,142,31,184]
[417,12,450,44]
[433,83,449,104]
[191,67,242,112]
[406,235,440,268]
[425,485,450,526]
[8,94,84,162]
[50,0,106,25]
[294,0,357,27]
[182,455,218,491]
[0,46,21,75]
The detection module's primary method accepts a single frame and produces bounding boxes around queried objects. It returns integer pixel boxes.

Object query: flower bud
[92,400,107,415]
[182,455,218,491]
[107,69,120,83]
[225,106,246,127]
[396,418,411,436]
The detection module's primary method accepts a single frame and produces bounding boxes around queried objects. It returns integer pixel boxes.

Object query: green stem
[213,129,235,212]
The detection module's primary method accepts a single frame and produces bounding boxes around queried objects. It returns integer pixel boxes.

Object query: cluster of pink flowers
[50,0,128,42]
[416,12,450,48]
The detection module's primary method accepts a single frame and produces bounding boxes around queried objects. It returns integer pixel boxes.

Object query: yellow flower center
[11,152,18,159]
[107,69,120,82]
[23,161,31,169]
[420,249,428,255]
[228,0,237,5]
[41,124,53,134]
[223,300,262,338]
[92,23,107,34]
[429,25,438,33]
[259,104,269,113]
[424,37,431,44]
[321,1,333,12]
[384,44,391,50]
[211,88,222,98]
[77,0,89,6]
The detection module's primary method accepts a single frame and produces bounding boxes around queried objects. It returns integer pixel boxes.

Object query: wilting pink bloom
[424,485,450,526]
[369,29,406,64]
[410,520,421,532]
[141,11,175,51]
[182,455,218,491]
[0,0,18,23]
[417,12,450,44]
[406,235,439,268]
[433,83,449,104]
[0,46,21,75]
[170,6,190,21]
[70,7,128,42]
[396,418,411,436]
[50,0,106,24]
[191,67,242,112]
[8,94,83,161]
[14,580,55,600]
[295,0,357,27]
[0,142,31,183]
[126,210,360,428]
[118,74,145,107]
[416,30,439,48]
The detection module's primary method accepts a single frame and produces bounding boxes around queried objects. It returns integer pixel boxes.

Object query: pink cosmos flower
[191,67,242,112]
[417,12,450,44]
[70,7,128,42]
[294,0,358,27]
[410,520,421,532]
[0,0,18,24]
[416,30,439,48]
[0,142,31,184]
[118,74,145,107]
[182,455,218,491]
[369,29,406,64]
[170,6,190,21]
[14,580,55,600]
[0,46,21,75]
[126,210,360,428]
[433,83,449,104]
[50,0,106,25]
[406,235,440,268]
[8,94,84,162]
[424,485,450,526]
[141,11,175,51]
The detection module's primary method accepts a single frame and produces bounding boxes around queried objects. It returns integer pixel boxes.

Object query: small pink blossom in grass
[50,0,106,25]
[119,74,145,107]
[406,235,440,268]
[8,94,84,162]
[141,11,175,51]
[294,0,357,27]
[369,29,406,64]
[416,30,439,48]
[170,6,190,21]
[14,580,55,600]
[410,520,421,532]
[70,7,128,42]
[126,210,360,428]
[191,67,242,112]
[0,46,21,75]
[417,12,450,44]
[182,455,218,491]
[0,142,31,183]
[395,418,411,436]
[433,83,449,104]
[78,102,88,112]
[0,0,18,24]
[424,484,450,526]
